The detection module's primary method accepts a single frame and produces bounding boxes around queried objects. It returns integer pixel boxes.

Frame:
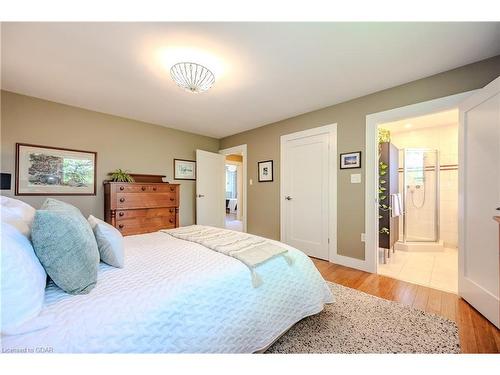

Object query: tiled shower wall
[390,124,458,248]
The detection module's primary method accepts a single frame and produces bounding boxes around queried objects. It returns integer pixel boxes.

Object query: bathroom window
[406,149,425,186]
[225,164,237,199]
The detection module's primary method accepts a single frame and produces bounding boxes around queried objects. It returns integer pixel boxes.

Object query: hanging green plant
[108,169,135,183]
[378,128,391,143]
[378,128,391,238]
[379,227,390,235]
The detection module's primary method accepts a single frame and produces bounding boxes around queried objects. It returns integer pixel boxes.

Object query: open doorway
[224,155,243,231]
[377,109,459,293]
[363,78,500,328]
[219,145,247,232]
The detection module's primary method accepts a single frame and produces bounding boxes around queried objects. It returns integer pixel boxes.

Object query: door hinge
[328,238,330,244]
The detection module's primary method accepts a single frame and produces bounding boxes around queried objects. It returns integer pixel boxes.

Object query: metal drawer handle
[120,198,125,203]
[170,187,175,192]
[169,218,174,223]
[119,186,124,191]
[170,197,175,201]
[169,208,174,213]
[118,224,124,229]
[119,212,124,217]
[153,187,157,191]
[141,186,146,191]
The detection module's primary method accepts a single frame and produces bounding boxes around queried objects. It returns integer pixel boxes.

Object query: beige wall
[220,55,500,260]
[0,91,220,225]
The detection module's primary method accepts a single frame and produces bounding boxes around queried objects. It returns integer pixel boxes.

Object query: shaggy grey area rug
[266,282,460,354]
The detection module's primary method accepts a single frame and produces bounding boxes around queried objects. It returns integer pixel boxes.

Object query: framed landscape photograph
[16,143,97,195]
[174,159,196,180]
[340,151,362,169]
[258,160,273,182]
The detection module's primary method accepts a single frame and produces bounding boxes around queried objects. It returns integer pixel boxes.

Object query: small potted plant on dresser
[103,171,180,236]
[108,169,135,183]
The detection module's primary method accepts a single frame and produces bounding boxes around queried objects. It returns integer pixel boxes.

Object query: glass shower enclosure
[399,148,440,243]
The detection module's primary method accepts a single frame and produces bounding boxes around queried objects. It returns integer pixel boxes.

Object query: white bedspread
[1,231,333,353]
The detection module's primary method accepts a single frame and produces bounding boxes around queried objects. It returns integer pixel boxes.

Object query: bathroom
[377,109,458,293]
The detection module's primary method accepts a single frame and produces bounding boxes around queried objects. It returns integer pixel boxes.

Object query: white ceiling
[380,109,458,133]
[2,22,499,138]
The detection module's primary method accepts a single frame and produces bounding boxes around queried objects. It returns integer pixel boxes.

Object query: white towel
[391,193,403,217]
[228,198,237,213]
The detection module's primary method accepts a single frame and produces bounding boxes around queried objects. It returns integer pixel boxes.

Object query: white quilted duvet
[1,231,333,353]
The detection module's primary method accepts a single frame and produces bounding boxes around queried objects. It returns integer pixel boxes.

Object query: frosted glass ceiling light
[170,62,215,93]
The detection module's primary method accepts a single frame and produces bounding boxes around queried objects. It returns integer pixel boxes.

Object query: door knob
[197,194,205,198]
[285,196,292,201]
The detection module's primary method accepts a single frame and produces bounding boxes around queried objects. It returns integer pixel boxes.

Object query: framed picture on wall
[258,160,273,182]
[174,159,196,180]
[16,143,97,195]
[340,151,362,169]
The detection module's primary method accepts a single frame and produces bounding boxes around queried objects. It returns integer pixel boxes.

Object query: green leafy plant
[378,128,391,236]
[378,128,391,143]
[108,169,135,183]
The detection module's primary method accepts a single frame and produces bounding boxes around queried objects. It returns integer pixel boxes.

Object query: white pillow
[1,222,48,335]
[0,196,36,237]
[88,215,124,268]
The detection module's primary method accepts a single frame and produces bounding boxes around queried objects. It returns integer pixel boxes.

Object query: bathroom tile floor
[378,248,458,293]
[225,213,243,232]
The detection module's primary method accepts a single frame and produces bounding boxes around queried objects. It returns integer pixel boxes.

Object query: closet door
[281,126,335,260]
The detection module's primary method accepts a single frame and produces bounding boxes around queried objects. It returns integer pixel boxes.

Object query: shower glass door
[402,148,439,242]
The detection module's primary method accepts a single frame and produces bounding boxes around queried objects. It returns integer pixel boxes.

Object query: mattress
[1,231,333,353]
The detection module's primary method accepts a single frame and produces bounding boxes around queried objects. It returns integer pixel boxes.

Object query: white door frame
[219,144,248,232]
[280,124,337,261]
[365,91,477,274]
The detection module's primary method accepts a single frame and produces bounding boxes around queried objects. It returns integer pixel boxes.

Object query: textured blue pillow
[31,199,100,295]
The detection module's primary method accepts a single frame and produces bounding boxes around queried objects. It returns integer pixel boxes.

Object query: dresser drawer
[114,184,151,193]
[115,216,176,236]
[116,192,178,209]
[115,207,176,220]
[151,184,178,193]
[114,184,177,194]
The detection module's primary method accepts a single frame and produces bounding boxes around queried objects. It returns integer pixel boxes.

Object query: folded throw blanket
[162,225,293,287]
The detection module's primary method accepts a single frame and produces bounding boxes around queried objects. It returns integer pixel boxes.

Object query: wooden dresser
[103,180,180,236]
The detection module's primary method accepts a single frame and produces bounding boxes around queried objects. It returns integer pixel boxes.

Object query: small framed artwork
[258,160,273,182]
[174,159,196,180]
[16,143,97,196]
[340,151,362,169]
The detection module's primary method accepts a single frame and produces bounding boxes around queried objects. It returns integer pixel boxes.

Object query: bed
[1,230,333,353]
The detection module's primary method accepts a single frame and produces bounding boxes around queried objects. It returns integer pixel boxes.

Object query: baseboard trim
[331,253,372,273]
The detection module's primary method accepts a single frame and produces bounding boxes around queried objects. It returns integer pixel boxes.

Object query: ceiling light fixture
[170,62,215,93]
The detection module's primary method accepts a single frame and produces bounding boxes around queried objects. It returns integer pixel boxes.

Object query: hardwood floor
[312,258,500,353]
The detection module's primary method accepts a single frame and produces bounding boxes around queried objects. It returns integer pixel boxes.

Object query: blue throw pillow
[31,199,100,295]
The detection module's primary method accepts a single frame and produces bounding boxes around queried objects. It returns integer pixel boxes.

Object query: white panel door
[196,149,225,228]
[459,76,500,328]
[282,131,331,260]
